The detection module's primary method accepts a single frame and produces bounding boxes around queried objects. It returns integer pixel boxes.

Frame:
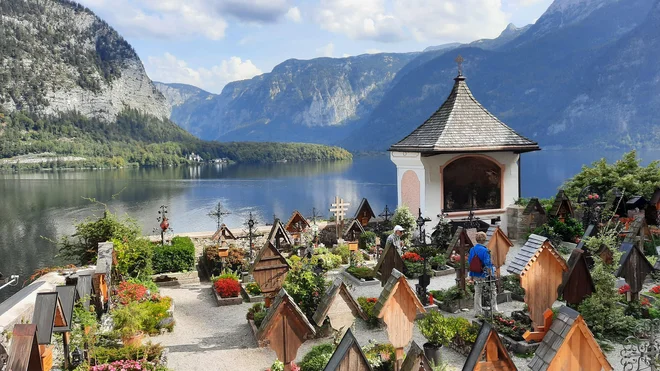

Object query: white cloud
[147,53,262,93]
[316,43,335,57]
[285,7,302,22]
[78,0,228,40]
[316,0,511,43]
[317,0,405,42]
[216,0,292,23]
[365,49,382,54]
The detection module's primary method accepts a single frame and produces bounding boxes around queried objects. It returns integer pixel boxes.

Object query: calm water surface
[1,150,658,301]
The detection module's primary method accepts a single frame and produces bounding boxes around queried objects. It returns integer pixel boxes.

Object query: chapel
[389,58,540,232]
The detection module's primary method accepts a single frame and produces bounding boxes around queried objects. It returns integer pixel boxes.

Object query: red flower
[619,284,631,295]
[214,278,240,298]
[588,194,593,200]
[641,298,651,307]
[402,252,422,262]
[366,297,378,303]
[116,281,149,305]
[650,286,660,295]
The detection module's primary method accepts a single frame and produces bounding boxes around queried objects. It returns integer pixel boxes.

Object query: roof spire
[455,54,464,76]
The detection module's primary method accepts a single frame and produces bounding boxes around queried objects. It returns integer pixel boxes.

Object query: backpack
[469,253,483,273]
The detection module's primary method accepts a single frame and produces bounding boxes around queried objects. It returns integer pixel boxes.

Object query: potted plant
[112,302,145,346]
[416,311,456,366]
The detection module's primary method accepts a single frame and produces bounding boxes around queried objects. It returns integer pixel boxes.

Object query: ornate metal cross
[245,212,258,260]
[379,205,393,224]
[153,205,172,246]
[455,54,464,75]
[330,196,350,240]
[208,201,231,230]
[621,320,660,371]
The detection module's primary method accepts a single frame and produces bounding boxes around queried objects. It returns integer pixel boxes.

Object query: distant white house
[389,71,540,233]
[187,152,203,162]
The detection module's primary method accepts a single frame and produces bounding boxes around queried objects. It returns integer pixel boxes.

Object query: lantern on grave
[160,217,169,231]
[71,348,83,368]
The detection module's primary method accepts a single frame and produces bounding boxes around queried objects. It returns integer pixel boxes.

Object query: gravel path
[152,240,629,371]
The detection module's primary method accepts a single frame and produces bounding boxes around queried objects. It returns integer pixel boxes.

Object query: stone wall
[506,205,526,241]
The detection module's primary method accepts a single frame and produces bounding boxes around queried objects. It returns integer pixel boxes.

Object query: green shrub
[253,310,267,328]
[311,253,342,270]
[429,285,470,302]
[346,266,375,280]
[245,282,261,296]
[90,342,164,364]
[334,244,350,264]
[152,237,195,274]
[126,277,159,294]
[418,311,457,347]
[357,297,380,328]
[359,231,377,251]
[429,254,447,269]
[299,343,335,371]
[283,259,330,318]
[113,238,154,280]
[392,205,416,244]
[362,341,395,371]
[501,274,525,298]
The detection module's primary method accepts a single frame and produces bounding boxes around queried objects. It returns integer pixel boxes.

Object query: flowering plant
[116,281,149,305]
[587,194,600,200]
[91,359,159,371]
[214,277,240,298]
[641,298,651,307]
[618,284,631,295]
[401,252,422,262]
[366,297,378,304]
[649,285,660,295]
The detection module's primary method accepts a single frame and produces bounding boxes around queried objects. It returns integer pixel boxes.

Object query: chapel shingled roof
[389,74,539,154]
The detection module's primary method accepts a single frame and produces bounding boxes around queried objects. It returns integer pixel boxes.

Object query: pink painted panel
[401,170,420,213]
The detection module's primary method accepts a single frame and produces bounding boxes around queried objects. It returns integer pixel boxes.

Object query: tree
[563,150,660,199]
[58,209,140,265]
[392,205,416,244]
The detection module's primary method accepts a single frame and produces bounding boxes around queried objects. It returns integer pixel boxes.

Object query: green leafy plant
[417,311,457,347]
[152,236,195,274]
[310,253,342,270]
[429,285,471,302]
[362,341,395,371]
[283,259,330,318]
[112,302,145,339]
[429,255,447,270]
[90,342,164,364]
[212,268,240,282]
[347,266,375,280]
[501,274,525,298]
[113,237,154,280]
[269,360,284,371]
[334,244,350,264]
[359,231,377,251]
[299,343,335,371]
[357,297,380,328]
[245,282,261,296]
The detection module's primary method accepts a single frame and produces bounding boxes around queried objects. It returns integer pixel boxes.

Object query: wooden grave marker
[285,210,310,243]
[32,292,67,371]
[374,243,404,286]
[549,190,574,222]
[523,197,547,231]
[400,341,432,371]
[354,198,376,227]
[343,219,366,251]
[484,225,513,293]
[94,241,114,312]
[528,306,613,371]
[257,289,316,371]
[312,278,366,333]
[268,218,293,251]
[250,241,291,307]
[507,234,568,329]
[330,196,350,241]
[211,223,236,241]
[616,241,654,301]
[558,249,595,306]
[373,269,426,370]
[445,227,473,292]
[6,324,43,371]
[462,322,517,371]
[53,285,77,369]
[623,215,652,251]
[322,328,372,371]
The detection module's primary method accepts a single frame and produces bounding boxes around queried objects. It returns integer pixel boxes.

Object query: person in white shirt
[385,225,405,255]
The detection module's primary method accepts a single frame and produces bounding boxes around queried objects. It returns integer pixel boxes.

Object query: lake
[0,149,658,301]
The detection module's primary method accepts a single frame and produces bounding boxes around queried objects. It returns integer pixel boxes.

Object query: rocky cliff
[0,0,169,121]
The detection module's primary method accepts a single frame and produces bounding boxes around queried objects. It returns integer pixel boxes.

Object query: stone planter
[437,297,473,314]
[432,267,454,277]
[241,285,264,303]
[341,270,380,287]
[213,290,243,306]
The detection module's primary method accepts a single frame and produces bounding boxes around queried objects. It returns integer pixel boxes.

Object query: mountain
[423,43,462,53]
[156,53,418,143]
[468,23,532,50]
[153,82,214,137]
[344,0,658,151]
[0,0,169,120]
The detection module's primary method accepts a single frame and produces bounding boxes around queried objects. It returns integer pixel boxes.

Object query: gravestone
[257,289,316,371]
[549,190,574,222]
[507,234,568,328]
[559,249,595,306]
[312,279,366,333]
[373,269,426,370]
[354,198,376,227]
[250,241,291,307]
[616,242,654,301]
[528,306,613,371]
[322,329,371,371]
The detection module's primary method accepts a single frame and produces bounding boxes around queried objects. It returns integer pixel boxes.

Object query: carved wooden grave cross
[330,196,350,241]
[446,227,473,292]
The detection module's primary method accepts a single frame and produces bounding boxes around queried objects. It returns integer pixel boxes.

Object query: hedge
[152,236,195,274]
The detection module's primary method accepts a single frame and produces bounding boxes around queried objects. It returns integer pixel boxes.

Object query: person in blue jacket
[468,231,498,315]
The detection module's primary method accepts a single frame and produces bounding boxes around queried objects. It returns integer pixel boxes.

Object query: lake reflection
[1,150,658,301]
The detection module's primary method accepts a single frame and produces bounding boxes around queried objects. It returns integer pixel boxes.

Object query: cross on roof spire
[455,55,464,76]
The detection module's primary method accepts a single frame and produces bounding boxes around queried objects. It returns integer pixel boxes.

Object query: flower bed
[213,276,243,306]
[241,282,264,303]
[430,286,474,313]
[357,297,381,328]
[342,268,380,286]
[501,274,525,301]
[247,303,268,347]
[346,266,376,280]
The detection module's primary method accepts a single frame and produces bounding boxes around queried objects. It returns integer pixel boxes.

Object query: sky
[78,0,554,94]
